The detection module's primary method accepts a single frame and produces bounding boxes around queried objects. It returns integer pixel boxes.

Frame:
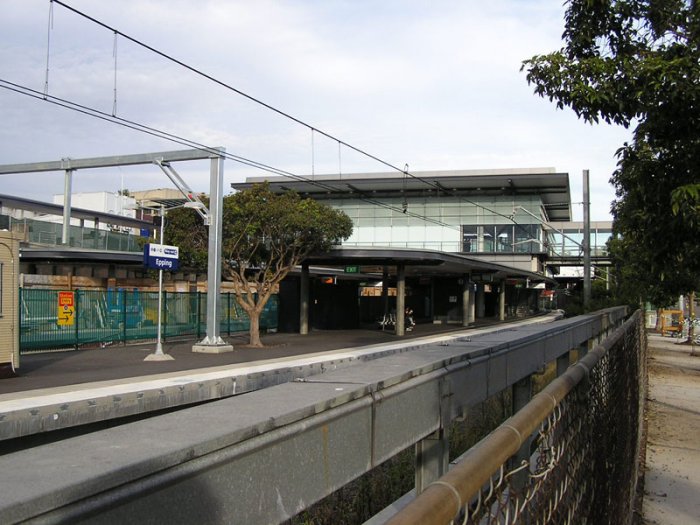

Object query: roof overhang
[20,246,144,264]
[305,246,555,284]
[232,168,572,221]
[0,193,153,231]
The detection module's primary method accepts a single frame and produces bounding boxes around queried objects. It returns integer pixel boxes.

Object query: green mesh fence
[19,288,278,352]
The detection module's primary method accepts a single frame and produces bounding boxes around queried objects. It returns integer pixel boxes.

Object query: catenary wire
[6,76,608,268]
[0,78,459,232]
[49,0,551,233]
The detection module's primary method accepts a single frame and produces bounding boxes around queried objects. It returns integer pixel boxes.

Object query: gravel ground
[642,333,700,524]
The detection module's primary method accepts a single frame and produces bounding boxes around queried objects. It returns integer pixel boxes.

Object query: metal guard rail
[387,309,644,525]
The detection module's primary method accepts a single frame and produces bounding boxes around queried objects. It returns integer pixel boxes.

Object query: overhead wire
[50,0,413,178]
[17,0,580,250]
[48,0,554,233]
[0,78,460,232]
[7,75,595,258]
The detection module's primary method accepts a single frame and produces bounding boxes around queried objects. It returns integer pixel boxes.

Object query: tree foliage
[166,183,353,346]
[522,0,700,305]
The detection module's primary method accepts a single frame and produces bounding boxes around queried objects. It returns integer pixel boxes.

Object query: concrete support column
[468,284,475,324]
[499,280,506,321]
[462,276,473,327]
[415,428,449,495]
[476,283,485,319]
[382,266,389,319]
[300,263,309,335]
[396,264,405,336]
[511,376,533,492]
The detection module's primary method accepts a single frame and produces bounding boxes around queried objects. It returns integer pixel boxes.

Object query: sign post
[143,210,178,361]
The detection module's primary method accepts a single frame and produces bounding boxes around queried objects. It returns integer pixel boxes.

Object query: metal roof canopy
[19,246,144,263]
[234,168,572,222]
[305,246,555,284]
[0,147,230,352]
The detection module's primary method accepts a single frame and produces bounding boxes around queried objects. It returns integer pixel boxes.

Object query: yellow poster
[57,291,75,326]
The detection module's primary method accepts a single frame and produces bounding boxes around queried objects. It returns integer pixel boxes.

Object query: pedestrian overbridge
[0,307,641,525]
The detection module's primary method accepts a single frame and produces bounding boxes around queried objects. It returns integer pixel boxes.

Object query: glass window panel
[514,224,540,253]
[496,224,513,253]
[565,232,584,255]
[462,225,477,253]
[481,225,495,252]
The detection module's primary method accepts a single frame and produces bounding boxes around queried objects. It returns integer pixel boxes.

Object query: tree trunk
[248,309,262,347]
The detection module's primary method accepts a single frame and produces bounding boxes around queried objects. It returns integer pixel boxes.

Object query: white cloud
[0,0,630,220]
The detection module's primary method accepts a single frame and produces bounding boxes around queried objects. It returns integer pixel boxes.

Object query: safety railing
[386,310,645,525]
[6,215,143,253]
[19,288,278,352]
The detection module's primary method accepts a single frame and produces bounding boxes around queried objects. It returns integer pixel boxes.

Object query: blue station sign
[144,243,180,271]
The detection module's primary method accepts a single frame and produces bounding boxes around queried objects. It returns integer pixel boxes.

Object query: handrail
[386,310,641,525]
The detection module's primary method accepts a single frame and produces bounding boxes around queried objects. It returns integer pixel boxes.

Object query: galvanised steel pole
[155,206,165,355]
[583,169,591,309]
[193,149,232,353]
[62,168,73,245]
[144,207,174,361]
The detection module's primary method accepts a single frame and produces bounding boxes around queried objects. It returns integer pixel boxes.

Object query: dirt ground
[642,333,700,524]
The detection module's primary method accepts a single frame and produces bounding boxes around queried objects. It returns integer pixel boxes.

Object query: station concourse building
[0,162,615,347]
[232,167,611,334]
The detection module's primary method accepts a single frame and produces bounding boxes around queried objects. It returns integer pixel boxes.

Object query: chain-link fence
[19,288,278,352]
[389,310,645,525]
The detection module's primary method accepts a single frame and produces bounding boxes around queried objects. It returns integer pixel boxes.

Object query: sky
[0,0,632,221]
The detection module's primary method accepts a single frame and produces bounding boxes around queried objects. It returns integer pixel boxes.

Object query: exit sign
[345,265,360,273]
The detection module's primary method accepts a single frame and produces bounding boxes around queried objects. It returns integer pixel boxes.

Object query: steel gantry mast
[0,147,232,353]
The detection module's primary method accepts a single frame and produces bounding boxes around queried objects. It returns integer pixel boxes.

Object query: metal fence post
[121,289,127,345]
[163,290,168,342]
[510,375,533,493]
[227,292,231,336]
[415,378,450,495]
[18,288,22,353]
[415,429,449,495]
[196,291,201,340]
[74,289,80,351]
[579,340,589,359]
[557,350,570,376]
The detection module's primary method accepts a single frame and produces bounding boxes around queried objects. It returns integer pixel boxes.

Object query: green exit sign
[345,265,360,273]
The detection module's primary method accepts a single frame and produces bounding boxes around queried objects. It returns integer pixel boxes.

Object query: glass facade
[329,195,546,254]
[2,215,144,253]
[327,193,612,260]
[545,226,613,257]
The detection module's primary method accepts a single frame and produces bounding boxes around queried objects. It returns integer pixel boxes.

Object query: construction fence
[19,288,278,352]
